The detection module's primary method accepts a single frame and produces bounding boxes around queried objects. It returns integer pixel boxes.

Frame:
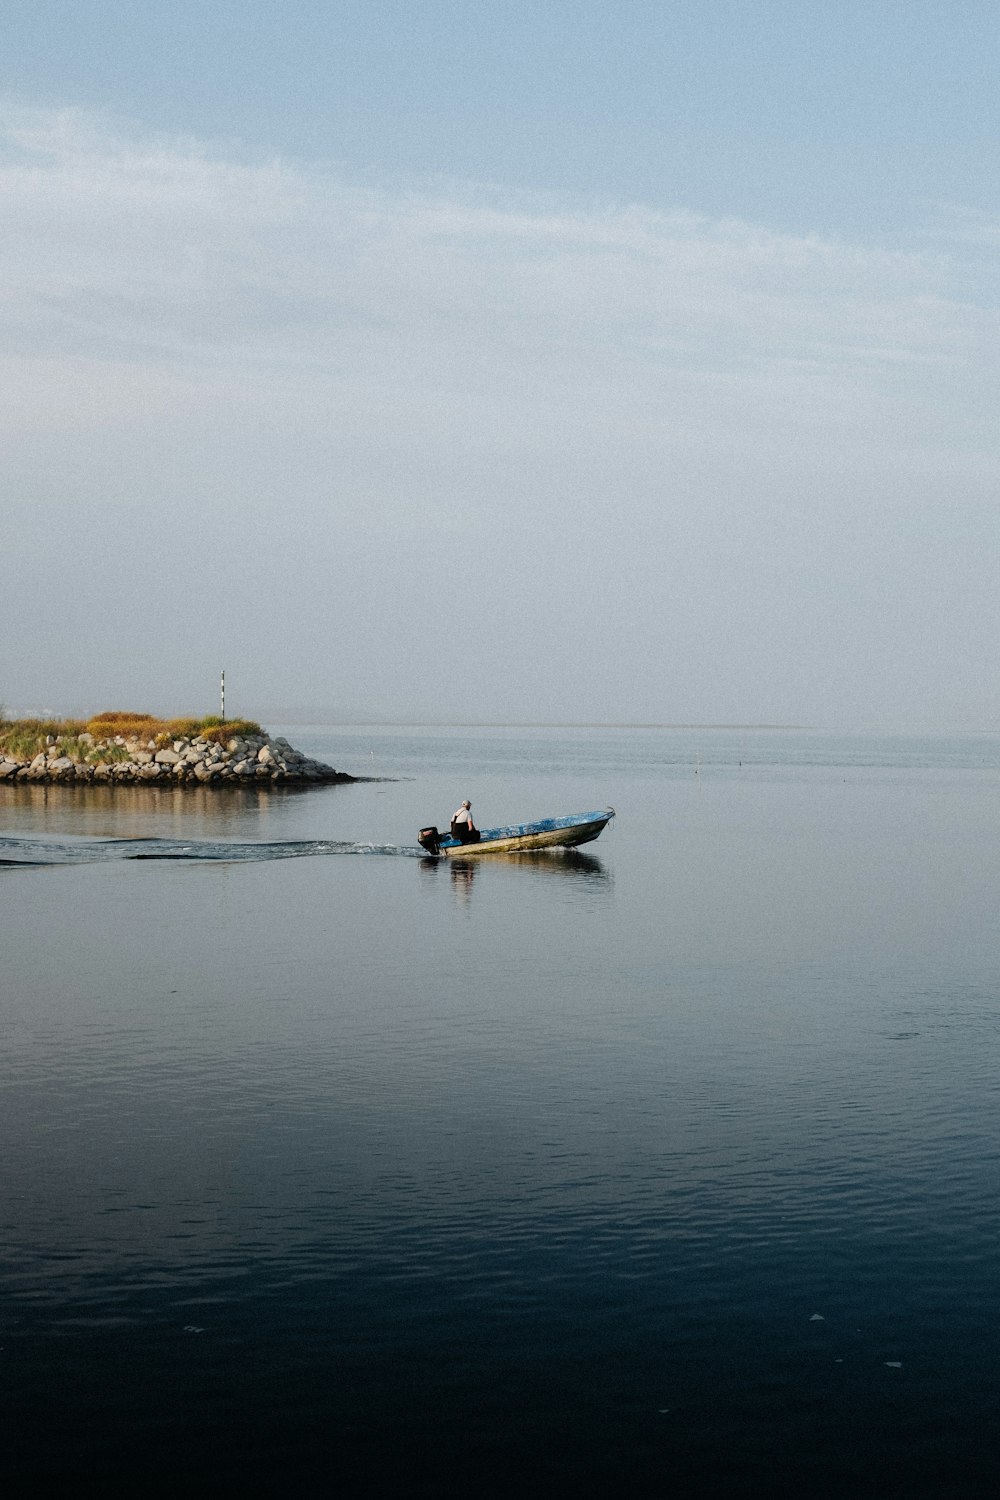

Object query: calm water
[4,726,1000,1495]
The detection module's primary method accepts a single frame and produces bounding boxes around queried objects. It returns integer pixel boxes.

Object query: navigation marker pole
[220,669,226,724]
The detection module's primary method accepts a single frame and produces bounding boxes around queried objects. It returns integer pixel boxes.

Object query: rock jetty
[0,730,354,787]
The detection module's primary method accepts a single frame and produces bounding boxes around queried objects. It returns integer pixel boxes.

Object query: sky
[3,2,999,727]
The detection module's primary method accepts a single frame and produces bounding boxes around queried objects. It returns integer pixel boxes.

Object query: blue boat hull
[419,809,614,858]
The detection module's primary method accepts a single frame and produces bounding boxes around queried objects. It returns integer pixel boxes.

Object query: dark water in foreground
[4,726,1000,1495]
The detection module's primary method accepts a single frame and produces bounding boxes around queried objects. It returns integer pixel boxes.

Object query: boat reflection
[507,849,608,879]
[419,847,611,906]
[450,858,476,905]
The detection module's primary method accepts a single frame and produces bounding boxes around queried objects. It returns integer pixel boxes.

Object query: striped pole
[221,669,225,723]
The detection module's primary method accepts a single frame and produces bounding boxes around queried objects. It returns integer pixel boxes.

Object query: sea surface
[4,725,1000,1495]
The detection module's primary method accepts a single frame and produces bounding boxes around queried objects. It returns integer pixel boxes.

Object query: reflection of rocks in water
[0,779,353,841]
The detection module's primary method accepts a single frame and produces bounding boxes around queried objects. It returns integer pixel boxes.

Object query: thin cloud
[1,101,987,388]
[3,103,998,723]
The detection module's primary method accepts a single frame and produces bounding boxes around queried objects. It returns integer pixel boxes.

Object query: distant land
[261,717,813,731]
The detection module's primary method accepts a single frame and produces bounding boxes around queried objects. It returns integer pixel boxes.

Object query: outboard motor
[418,826,442,855]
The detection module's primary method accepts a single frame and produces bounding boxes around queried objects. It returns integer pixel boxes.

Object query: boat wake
[0,835,424,866]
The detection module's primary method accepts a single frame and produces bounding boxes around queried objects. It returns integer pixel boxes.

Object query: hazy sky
[4,2,999,726]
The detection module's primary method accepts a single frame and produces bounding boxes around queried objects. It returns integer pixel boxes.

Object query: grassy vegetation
[0,719,87,760]
[87,712,262,746]
[0,712,263,761]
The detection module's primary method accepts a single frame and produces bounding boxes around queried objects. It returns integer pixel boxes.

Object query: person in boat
[450,799,480,844]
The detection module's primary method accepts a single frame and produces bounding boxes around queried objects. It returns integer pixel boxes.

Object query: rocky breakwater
[0,731,355,786]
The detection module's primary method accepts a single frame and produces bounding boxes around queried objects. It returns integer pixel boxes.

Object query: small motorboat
[417,808,614,859]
